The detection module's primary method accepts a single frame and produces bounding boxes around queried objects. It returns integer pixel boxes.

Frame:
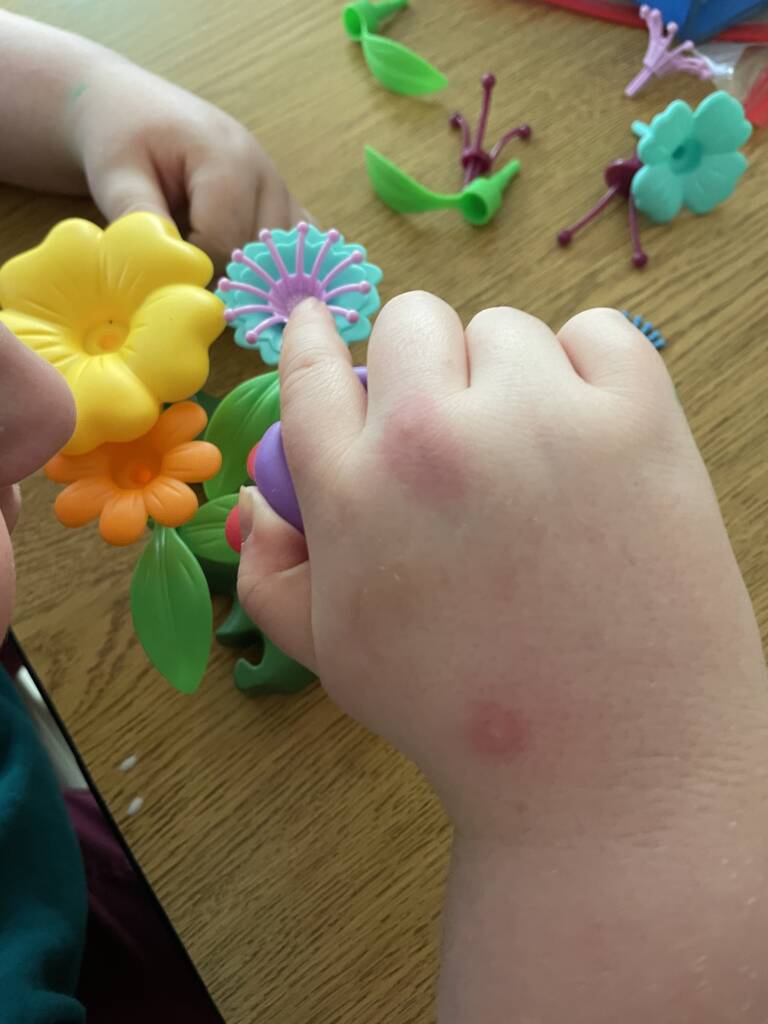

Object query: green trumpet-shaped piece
[342,0,408,39]
[342,0,447,96]
[365,146,521,226]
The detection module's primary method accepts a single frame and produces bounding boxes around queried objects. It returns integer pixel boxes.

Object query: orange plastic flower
[45,402,221,546]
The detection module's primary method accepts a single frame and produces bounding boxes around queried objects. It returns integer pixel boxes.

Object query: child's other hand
[71,57,304,270]
[238,294,768,845]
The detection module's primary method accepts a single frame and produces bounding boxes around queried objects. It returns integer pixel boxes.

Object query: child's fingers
[366,292,468,419]
[466,307,574,390]
[187,162,259,269]
[237,486,316,671]
[279,299,366,504]
[87,157,171,225]
[254,172,301,232]
[557,309,668,392]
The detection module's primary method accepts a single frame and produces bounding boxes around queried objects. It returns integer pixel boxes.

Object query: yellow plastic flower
[0,212,224,455]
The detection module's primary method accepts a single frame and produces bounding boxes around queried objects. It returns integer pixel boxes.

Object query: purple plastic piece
[557,155,648,269]
[254,366,368,534]
[449,73,531,186]
[625,7,712,99]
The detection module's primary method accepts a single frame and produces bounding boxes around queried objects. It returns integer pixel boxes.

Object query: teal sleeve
[0,666,87,1023]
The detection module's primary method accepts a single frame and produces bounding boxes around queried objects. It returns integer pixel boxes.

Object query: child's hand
[239,293,767,832]
[238,295,768,1021]
[70,57,304,270]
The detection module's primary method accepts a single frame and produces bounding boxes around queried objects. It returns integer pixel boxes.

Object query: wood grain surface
[2,1,767,1021]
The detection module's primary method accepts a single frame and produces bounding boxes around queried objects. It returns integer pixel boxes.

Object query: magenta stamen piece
[627,198,648,268]
[221,227,373,335]
[557,187,621,246]
[625,6,712,98]
[558,155,648,269]
[449,73,532,185]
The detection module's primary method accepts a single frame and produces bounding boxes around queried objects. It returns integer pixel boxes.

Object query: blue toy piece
[637,1,768,42]
[623,311,667,349]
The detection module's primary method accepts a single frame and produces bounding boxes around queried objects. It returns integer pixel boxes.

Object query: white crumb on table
[127,797,144,816]
[119,755,138,772]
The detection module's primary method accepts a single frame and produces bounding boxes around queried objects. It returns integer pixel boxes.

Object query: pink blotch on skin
[466,700,531,763]
[380,393,468,503]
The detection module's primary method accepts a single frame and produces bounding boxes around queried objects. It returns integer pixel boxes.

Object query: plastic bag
[697,41,768,125]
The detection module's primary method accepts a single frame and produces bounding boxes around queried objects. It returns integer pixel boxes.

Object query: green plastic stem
[343,0,409,40]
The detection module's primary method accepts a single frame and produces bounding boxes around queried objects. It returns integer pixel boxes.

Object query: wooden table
[3,1,767,1020]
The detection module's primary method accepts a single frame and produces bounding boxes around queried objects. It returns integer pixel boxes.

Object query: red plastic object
[745,66,768,126]
[536,0,768,41]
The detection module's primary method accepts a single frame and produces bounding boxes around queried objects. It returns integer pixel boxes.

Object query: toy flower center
[84,320,128,355]
[220,225,373,346]
[111,445,161,489]
[670,139,702,174]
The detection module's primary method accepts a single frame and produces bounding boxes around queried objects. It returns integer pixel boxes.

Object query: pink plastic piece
[225,504,242,554]
[449,74,531,185]
[625,6,713,98]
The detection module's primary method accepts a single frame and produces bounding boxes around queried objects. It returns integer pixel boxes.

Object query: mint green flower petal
[632,164,684,223]
[637,100,695,166]
[682,152,748,214]
[693,92,753,155]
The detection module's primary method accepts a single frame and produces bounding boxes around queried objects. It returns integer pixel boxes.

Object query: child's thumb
[236,486,316,673]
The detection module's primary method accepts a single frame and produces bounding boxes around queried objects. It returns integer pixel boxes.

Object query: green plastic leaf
[361,32,446,96]
[204,372,280,500]
[365,146,462,214]
[131,526,212,694]
[216,598,261,648]
[235,637,316,695]
[178,494,239,566]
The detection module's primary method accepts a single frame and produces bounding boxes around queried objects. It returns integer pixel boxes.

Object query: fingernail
[238,486,257,544]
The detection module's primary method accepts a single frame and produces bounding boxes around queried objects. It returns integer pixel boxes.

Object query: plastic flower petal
[216,222,382,365]
[632,93,752,223]
[45,401,221,546]
[0,213,224,455]
[630,164,684,224]
[680,152,748,214]
[693,91,753,155]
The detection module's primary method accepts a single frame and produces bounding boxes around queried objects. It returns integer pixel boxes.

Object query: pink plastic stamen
[217,278,270,301]
[319,250,364,289]
[625,6,712,97]
[222,227,372,339]
[309,229,341,285]
[449,73,532,185]
[232,249,277,287]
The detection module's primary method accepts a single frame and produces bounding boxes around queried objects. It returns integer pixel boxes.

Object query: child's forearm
[0,12,117,193]
[440,824,768,1024]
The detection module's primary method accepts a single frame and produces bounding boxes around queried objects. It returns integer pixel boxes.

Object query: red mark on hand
[466,701,530,763]
[380,393,467,504]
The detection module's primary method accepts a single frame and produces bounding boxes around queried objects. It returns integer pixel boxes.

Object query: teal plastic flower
[631,92,752,224]
[217,223,382,365]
